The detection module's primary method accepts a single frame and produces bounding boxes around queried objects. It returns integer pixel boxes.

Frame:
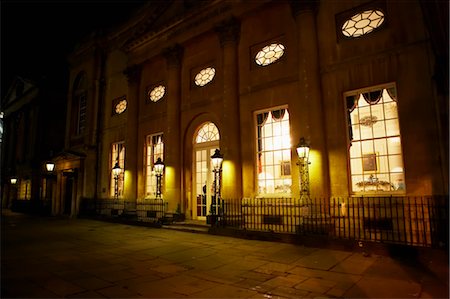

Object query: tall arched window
[72,73,87,136]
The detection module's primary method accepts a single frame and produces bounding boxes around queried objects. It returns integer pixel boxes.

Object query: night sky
[1,0,147,100]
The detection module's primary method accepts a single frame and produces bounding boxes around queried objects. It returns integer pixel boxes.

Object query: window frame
[110,141,125,198]
[145,133,164,198]
[344,82,406,195]
[254,105,292,197]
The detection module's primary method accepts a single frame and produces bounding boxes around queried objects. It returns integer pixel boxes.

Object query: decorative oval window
[341,9,385,38]
[255,43,285,66]
[149,85,166,102]
[194,67,216,87]
[115,99,127,114]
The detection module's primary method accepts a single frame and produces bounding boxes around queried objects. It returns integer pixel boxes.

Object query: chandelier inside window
[255,43,285,66]
[115,99,127,114]
[194,67,216,87]
[149,85,165,102]
[342,9,385,38]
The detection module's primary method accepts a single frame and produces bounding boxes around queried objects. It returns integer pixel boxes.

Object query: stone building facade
[53,0,447,221]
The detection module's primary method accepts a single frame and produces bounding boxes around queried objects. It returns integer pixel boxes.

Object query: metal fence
[79,198,167,223]
[221,196,448,248]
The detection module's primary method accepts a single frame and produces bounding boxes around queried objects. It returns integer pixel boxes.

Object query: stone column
[216,18,242,200]
[123,65,142,207]
[163,45,183,213]
[291,0,329,197]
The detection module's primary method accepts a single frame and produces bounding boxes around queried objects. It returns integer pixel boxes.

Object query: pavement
[1,210,448,298]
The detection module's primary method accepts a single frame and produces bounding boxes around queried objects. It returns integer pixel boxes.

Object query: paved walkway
[1,211,448,298]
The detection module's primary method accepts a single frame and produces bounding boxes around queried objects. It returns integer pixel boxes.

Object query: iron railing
[79,198,167,223]
[221,196,448,248]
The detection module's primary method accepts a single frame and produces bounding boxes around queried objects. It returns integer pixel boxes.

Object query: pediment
[3,76,37,107]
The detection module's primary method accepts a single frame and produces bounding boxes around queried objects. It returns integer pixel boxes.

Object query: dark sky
[1,1,147,100]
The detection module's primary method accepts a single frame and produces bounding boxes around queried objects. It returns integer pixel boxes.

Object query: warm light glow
[342,9,385,38]
[154,158,165,175]
[46,162,55,172]
[149,85,166,102]
[10,178,17,184]
[112,162,122,177]
[296,138,310,160]
[194,67,216,87]
[255,43,285,66]
[115,99,127,114]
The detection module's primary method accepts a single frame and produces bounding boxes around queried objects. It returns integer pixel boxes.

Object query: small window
[195,122,220,143]
[112,96,127,115]
[341,9,385,38]
[194,67,216,87]
[148,85,166,102]
[254,43,285,66]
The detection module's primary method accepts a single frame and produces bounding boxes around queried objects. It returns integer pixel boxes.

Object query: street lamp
[112,160,122,200]
[210,149,223,218]
[296,137,310,203]
[10,177,18,185]
[154,158,165,199]
[46,161,55,172]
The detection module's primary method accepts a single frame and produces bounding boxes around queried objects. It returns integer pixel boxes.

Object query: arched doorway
[192,122,220,220]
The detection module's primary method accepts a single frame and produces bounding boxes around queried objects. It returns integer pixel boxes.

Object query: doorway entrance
[193,122,220,221]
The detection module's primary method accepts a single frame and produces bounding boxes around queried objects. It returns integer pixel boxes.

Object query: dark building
[1,77,66,212]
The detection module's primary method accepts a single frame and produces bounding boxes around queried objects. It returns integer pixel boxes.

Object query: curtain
[362,90,382,104]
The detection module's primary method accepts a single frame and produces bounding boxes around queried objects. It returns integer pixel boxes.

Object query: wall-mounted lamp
[153,157,165,199]
[10,177,18,185]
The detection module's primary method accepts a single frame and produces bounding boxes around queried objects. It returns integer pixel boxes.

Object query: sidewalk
[1,211,448,298]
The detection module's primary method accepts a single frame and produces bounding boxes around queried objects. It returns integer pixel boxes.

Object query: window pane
[256,109,291,195]
[347,86,405,193]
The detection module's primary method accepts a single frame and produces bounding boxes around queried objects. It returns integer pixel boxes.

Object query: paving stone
[261,274,308,288]
[67,290,106,298]
[330,252,378,275]
[270,286,311,298]
[295,249,352,271]
[192,284,259,298]
[344,276,421,298]
[72,276,114,290]
[294,277,337,294]
[96,285,143,298]
[42,277,87,297]
[254,261,297,275]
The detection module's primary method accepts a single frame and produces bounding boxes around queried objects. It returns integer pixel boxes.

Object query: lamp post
[296,137,310,204]
[154,158,165,199]
[210,149,223,218]
[112,160,122,200]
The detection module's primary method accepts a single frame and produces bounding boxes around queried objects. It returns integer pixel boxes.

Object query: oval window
[342,9,385,38]
[194,67,216,87]
[115,99,127,114]
[255,43,285,66]
[149,85,166,102]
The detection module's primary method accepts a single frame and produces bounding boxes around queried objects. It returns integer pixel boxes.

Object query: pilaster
[216,17,242,200]
[123,64,142,205]
[290,0,329,197]
[163,45,183,212]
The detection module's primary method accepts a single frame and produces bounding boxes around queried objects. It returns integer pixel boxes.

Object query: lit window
[342,9,385,38]
[255,43,285,66]
[148,85,166,102]
[346,86,405,193]
[19,179,31,200]
[115,99,127,114]
[145,133,164,197]
[111,142,125,197]
[256,108,291,195]
[194,67,216,87]
[195,122,220,143]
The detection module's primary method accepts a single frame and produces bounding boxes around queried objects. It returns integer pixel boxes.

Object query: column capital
[215,17,240,48]
[123,64,142,84]
[290,0,319,18]
[163,44,184,68]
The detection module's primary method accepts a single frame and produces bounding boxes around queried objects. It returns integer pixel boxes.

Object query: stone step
[162,223,210,234]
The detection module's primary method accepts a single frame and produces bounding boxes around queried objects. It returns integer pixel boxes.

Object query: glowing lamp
[112,161,122,177]
[296,137,310,161]
[46,161,55,172]
[211,149,223,171]
[154,158,165,175]
[10,178,17,185]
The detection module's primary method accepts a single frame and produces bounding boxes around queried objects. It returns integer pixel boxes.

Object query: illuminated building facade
[52,0,447,223]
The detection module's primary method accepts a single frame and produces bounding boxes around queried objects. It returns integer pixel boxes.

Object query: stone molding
[215,17,241,48]
[123,64,142,84]
[289,0,320,18]
[162,44,184,68]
